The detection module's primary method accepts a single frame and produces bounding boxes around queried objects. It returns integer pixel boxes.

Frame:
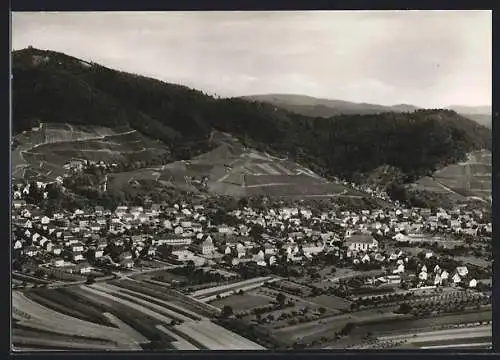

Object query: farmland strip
[156,325,198,350]
[13,292,133,344]
[12,336,126,350]
[91,283,191,322]
[13,323,115,344]
[113,287,202,321]
[26,289,114,326]
[111,279,218,317]
[412,336,492,348]
[102,312,150,345]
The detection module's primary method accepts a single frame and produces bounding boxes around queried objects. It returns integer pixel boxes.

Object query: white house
[94,249,104,259]
[53,246,62,256]
[434,273,442,285]
[121,259,134,269]
[393,264,405,274]
[255,250,265,261]
[236,243,246,258]
[73,252,85,262]
[346,235,378,252]
[181,221,192,228]
[419,271,428,281]
[193,235,215,256]
[51,258,65,267]
[374,253,385,262]
[218,225,233,234]
[163,220,173,229]
[32,233,41,243]
[174,226,184,235]
[440,270,450,281]
[71,242,84,253]
[456,266,469,277]
[24,246,38,257]
[171,249,194,262]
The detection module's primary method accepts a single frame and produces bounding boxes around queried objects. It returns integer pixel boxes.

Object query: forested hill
[12,47,492,183]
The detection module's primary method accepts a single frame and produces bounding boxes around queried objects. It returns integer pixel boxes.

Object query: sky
[12,11,492,108]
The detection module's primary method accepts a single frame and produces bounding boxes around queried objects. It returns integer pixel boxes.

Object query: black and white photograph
[11,10,492,351]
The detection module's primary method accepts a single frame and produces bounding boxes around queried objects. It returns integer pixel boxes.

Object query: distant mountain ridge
[239,94,419,117]
[240,94,492,128]
[447,105,491,115]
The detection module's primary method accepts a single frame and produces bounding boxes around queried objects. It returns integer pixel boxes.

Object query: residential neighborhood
[12,177,492,292]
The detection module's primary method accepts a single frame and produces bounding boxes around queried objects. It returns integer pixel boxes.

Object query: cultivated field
[192,276,278,302]
[12,123,170,181]
[12,278,266,351]
[211,292,272,312]
[309,295,352,311]
[373,324,492,349]
[414,150,492,201]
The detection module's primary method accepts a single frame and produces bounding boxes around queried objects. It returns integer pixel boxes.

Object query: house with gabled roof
[456,266,469,277]
[52,245,63,256]
[76,262,92,274]
[51,258,65,267]
[346,234,378,252]
[73,251,85,262]
[13,239,23,250]
[452,273,462,285]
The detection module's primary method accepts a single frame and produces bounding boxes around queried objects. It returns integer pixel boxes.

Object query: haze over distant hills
[445,105,492,129]
[240,94,492,128]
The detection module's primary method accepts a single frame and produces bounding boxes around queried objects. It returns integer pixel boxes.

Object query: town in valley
[11,10,492,352]
[12,154,492,350]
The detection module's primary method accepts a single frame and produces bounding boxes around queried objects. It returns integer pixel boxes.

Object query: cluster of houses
[361,252,479,289]
[11,178,491,283]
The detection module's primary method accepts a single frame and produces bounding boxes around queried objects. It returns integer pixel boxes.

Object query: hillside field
[13,124,366,200]
[413,150,491,202]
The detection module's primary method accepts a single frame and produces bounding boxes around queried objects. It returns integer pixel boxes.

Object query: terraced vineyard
[11,123,171,181]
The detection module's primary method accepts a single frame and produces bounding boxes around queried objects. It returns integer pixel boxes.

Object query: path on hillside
[432,178,463,196]
[215,157,247,184]
[28,125,137,152]
[433,177,488,203]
